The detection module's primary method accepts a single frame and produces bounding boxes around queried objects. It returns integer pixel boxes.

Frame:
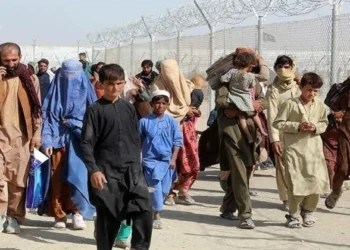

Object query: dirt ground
[1,167,349,250]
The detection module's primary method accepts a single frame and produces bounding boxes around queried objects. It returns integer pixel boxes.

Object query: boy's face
[38,62,48,73]
[300,84,319,103]
[102,80,125,99]
[152,98,169,115]
[142,65,152,75]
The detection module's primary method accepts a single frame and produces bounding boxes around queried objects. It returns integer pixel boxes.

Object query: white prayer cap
[150,90,170,99]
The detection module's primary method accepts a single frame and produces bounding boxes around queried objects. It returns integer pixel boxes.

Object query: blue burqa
[41,59,97,220]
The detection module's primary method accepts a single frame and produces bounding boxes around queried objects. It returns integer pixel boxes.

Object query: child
[81,64,152,250]
[273,72,329,228]
[220,52,267,143]
[190,75,206,126]
[190,75,205,109]
[139,90,183,229]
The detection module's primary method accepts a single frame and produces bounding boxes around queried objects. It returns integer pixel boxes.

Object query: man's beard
[5,65,18,77]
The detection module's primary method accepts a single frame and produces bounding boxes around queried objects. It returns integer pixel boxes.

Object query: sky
[0,0,349,46]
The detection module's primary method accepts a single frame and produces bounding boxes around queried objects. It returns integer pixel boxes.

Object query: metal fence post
[141,16,154,61]
[150,35,154,61]
[252,0,273,56]
[116,42,121,64]
[330,3,341,85]
[257,15,263,56]
[130,39,135,75]
[177,31,181,65]
[194,0,215,111]
[104,45,108,63]
[209,27,215,66]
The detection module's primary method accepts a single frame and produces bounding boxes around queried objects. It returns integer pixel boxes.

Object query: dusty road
[1,167,349,250]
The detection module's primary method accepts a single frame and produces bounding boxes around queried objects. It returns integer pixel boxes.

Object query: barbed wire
[87,0,345,45]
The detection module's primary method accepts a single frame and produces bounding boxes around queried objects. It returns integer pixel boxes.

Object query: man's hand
[253,100,263,113]
[127,89,138,97]
[0,66,6,80]
[44,147,53,157]
[90,172,107,190]
[224,108,239,118]
[30,140,41,152]
[272,141,283,157]
[130,76,144,89]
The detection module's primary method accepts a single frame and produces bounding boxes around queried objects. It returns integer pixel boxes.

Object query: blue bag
[26,149,50,209]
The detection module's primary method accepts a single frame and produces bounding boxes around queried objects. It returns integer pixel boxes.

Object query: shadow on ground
[15,218,95,245]
[184,228,350,249]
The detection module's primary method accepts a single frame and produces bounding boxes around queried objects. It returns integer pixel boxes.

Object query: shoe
[1,215,6,232]
[114,240,130,249]
[72,214,86,230]
[220,212,239,221]
[164,197,176,206]
[54,217,67,229]
[239,218,255,229]
[153,217,163,230]
[4,216,21,234]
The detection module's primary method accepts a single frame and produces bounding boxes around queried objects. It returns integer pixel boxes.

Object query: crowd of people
[0,42,349,250]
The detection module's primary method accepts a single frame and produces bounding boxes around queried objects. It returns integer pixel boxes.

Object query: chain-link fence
[90,13,350,130]
[96,13,350,86]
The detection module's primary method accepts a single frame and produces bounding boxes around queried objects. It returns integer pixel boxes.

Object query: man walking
[0,42,42,234]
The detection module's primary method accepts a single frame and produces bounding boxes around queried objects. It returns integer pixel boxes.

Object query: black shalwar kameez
[81,98,152,250]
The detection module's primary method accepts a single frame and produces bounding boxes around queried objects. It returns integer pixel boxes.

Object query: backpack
[324,77,350,111]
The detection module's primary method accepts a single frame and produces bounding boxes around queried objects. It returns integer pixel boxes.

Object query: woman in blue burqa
[41,59,96,229]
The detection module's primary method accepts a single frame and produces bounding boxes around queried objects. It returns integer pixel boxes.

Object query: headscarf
[153,59,192,122]
[4,63,41,118]
[27,61,37,74]
[273,63,297,90]
[155,60,163,72]
[42,59,97,149]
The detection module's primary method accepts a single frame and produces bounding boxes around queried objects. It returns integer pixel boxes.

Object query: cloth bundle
[206,52,235,90]
[325,77,350,112]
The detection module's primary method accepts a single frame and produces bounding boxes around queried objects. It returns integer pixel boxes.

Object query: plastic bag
[26,149,49,209]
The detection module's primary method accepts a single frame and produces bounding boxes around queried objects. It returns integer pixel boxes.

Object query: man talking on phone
[0,42,42,234]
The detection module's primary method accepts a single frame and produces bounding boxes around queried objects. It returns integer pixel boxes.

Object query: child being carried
[220,52,267,143]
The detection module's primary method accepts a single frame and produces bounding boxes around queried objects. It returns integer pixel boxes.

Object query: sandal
[325,192,341,209]
[220,212,239,221]
[239,218,255,229]
[153,219,163,229]
[114,240,130,249]
[302,212,316,227]
[164,197,176,206]
[285,214,302,229]
[175,195,196,205]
